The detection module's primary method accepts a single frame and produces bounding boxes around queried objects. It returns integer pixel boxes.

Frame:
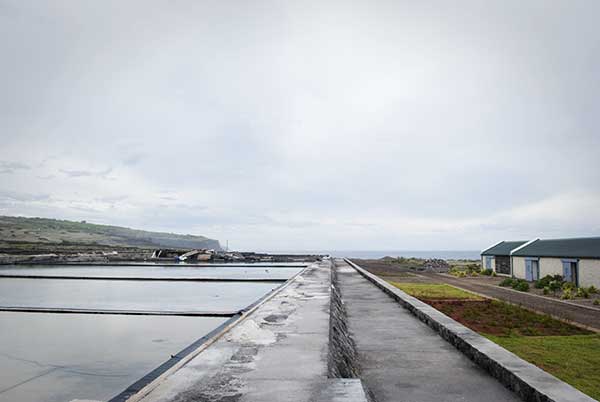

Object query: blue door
[525,260,533,281]
[562,261,572,282]
[531,260,539,281]
[562,260,578,286]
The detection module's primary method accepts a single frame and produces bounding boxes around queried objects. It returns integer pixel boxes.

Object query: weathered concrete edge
[328,261,361,378]
[344,258,597,402]
[109,265,311,402]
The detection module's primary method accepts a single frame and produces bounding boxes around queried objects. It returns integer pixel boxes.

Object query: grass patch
[389,282,482,300]
[485,334,600,400]
[429,299,589,336]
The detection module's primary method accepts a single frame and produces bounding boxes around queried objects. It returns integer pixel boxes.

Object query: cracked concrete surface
[139,261,343,402]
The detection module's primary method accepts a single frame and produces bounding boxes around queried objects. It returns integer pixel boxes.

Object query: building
[510,237,600,288]
[481,241,527,275]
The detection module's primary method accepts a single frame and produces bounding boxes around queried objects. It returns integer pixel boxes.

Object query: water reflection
[0,312,226,402]
[0,278,278,312]
[0,265,303,280]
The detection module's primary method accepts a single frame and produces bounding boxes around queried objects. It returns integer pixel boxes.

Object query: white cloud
[0,0,599,250]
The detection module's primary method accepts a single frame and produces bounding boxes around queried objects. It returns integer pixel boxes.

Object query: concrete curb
[344,259,597,402]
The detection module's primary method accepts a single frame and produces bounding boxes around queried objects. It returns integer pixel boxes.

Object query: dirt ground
[352,259,600,332]
[424,299,590,336]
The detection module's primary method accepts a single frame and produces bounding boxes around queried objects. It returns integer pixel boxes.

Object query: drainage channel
[0,306,240,317]
[0,274,287,283]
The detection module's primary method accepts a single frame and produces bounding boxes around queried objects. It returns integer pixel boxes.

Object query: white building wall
[513,256,600,287]
[512,257,526,279]
[579,259,600,288]
[539,258,563,277]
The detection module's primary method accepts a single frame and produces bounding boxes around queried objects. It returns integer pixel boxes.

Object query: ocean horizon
[258,250,481,260]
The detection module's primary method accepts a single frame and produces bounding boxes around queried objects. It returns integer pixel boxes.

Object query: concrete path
[336,260,520,402]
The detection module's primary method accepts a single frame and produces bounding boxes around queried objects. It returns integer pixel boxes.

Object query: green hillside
[0,216,221,251]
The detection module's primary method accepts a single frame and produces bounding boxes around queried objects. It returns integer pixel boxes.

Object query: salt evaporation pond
[0,264,303,402]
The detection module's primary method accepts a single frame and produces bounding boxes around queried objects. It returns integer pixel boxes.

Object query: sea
[260,250,481,260]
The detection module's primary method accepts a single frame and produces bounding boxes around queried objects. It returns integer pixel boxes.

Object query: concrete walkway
[336,260,520,402]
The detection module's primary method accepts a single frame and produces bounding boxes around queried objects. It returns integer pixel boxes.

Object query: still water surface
[0,278,278,312]
[0,264,291,401]
[0,312,226,402]
[0,264,303,280]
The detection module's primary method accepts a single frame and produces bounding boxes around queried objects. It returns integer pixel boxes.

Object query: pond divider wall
[344,258,596,402]
[328,261,361,379]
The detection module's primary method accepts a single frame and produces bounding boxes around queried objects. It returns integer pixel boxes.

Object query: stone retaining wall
[328,260,361,379]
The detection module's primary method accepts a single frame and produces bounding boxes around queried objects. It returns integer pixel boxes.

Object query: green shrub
[593,299,600,306]
[499,278,515,287]
[561,288,574,300]
[536,274,565,289]
[576,287,590,298]
[543,286,550,295]
[512,280,530,292]
[562,282,575,291]
[588,286,598,294]
[549,280,563,292]
[492,271,497,277]
[481,269,493,276]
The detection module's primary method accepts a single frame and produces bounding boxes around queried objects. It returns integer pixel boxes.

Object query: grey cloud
[60,167,113,178]
[0,191,50,202]
[122,153,145,166]
[94,195,128,203]
[0,161,30,174]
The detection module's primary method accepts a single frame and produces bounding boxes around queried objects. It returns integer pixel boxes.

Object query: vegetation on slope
[0,216,220,251]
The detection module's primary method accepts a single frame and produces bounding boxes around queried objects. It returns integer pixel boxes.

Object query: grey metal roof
[511,237,600,258]
[481,241,527,256]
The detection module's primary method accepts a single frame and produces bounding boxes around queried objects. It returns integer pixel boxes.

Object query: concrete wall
[512,256,600,287]
[579,259,600,288]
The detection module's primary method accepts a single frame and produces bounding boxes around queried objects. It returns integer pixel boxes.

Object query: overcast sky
[1,0,599,251]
